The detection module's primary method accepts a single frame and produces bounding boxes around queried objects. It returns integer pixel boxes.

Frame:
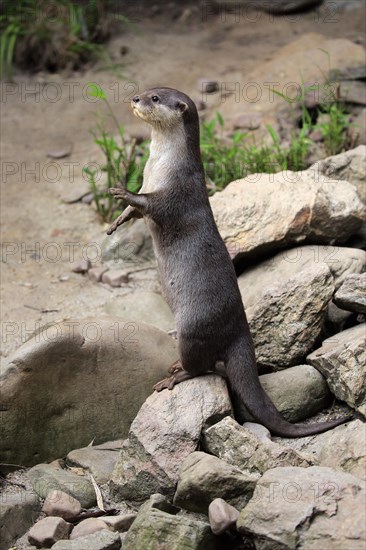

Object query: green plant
[314,83,351,156]
[83,84,148,222]
[0,0,128,79]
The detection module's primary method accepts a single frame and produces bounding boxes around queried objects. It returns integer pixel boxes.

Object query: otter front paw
[153,369,193,392]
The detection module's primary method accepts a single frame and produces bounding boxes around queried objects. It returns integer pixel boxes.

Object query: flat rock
[28,516,72,548]
[0,492,41,550]
[42,490,81,519]
[70,518,109,539]
[102,514,136,532]
[67,442,121,484]
[104,291,175,331]
[203,417,314,475]
[123,494,215,550]
[237,466,366,549]
[239,365,332,423]
[210,169,365,262]
[110,375,232,501]
[52,529,121,550]
[173,451,259,513]
[101,269,128,287]
[334,272,366,314]
[247,265,335,370]
[278,419,366,481]
[27,463,96,509]
[307,323,366,416]
[311,145,366,203]
[1,317,178,466]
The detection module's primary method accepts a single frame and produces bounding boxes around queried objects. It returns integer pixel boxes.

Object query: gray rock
[246,365,332,423]
[238,245,365,310]
[203,417,314,475]
[27,463,96,508]
[233,113,262,130]
[242,422,271,441]
[67,442,122,484]
[1,317,178,466]
[101,219,153,266]
[349,109,366,148]
[198,79,219,93]
[210,168,365,262]
[173,451,259,513]
[310,145,366,203]
[110,376,232,501]
[208,498,240,536]
[28,516,72,548]
[70,518,109,539]
[123,494,215,550]
[52,529,121,550]
[71,259,91,274]
[102,514,136,532]
[334,273,366,314]
[101,269,128,287]
[237,466,366,549]
[42,490,81,519]
[338,80,366,106]
[104,291,175,332]
[88,266,109,282]
[307,323,366,416]
[247,265,335,370]
[279,419,366,481]
[0,492,41,550]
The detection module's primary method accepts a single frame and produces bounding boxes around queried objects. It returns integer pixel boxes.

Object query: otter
[107,87,351,437]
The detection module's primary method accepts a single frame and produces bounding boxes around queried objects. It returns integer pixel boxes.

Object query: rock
[198,79,219,94]
[110,376,232,501]
[279,419,366,481]
[238,245,365,309]
[307,323,366,416]
[61,181,91,203]
[203,417,314,475]
[210,170,365,262]
[338,80,366,106]
[71,259,91,274]
[349,109,366,148]
[101,269,128,287]
[88,266,109,282]
[123,494,216,550]
[334,273,366,314]
[208,498,240,536]
[237,466,366,549]
[28,516,72,548]
[173,451,259,513]
[0,492,41,550]
[104,291,175,332]
[242,422,271,441]
[70,518,109,539]
[67,441,122,484]
[257,0,323,14]
[1,317,178,466]
[233,113,262,130]
[42,490,81,520]
[241,365,331,422]
[102,514,136,532]
[310,145,366,203]
[247,265,335,370]
[27,463,96,508]
[52,529,121,550]
[101,219,153,266]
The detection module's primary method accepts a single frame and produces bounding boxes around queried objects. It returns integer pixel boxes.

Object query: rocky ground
[1,0,366,549]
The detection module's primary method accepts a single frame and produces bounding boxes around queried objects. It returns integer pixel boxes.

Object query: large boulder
[0,317,178,466]
[307,323,366,417]
[110,376,232,501]
[237,466,366,549]
[210,170,365,262]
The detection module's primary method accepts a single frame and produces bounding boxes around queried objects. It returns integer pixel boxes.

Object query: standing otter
[107,87,350,437]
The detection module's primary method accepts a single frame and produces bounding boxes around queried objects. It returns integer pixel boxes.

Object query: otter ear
[177,101,188,113]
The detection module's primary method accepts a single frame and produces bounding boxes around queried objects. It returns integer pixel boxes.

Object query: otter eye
[151,95,159,102]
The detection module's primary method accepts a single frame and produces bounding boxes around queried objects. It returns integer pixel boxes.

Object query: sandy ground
[1,0,365,363]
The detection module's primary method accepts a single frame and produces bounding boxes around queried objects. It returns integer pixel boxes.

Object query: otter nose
[132,96,140,103]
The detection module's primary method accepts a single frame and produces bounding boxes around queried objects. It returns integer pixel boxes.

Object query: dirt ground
[1,0,365,363]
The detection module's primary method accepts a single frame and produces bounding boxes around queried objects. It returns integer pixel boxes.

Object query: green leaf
[86,82,106,100]
[216,112,224,128]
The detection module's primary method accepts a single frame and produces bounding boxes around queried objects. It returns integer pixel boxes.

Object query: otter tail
[225,336,352,438]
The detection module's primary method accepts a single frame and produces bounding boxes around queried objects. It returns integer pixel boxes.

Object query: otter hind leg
[153,368,193,391]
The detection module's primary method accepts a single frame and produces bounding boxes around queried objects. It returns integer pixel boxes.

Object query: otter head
[131,87,199,133]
